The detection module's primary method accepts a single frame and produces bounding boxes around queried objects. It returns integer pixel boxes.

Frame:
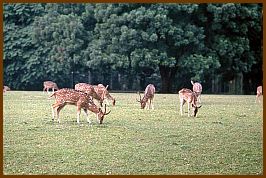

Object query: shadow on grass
[44,118,110,128]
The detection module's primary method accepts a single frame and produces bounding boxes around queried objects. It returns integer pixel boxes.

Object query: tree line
[3,3,262,94]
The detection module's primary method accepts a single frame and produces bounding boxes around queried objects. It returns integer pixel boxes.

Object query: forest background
[3,3,263,93]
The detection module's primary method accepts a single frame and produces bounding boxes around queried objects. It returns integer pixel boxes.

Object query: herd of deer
[43,80,204,125]
[3,81,263,125]
[44,81,114,125]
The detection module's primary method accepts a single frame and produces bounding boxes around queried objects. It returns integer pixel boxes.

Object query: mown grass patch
[3,91,263,175]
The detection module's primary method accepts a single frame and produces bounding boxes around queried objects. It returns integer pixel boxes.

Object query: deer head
[97,104,111,124]
[136,92,147,109]
[192,104,202,117]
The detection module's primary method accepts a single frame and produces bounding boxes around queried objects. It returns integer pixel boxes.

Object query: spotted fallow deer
[255,85,263,103]
[43,81,59,93]
[136,84,155,109]
[50,88,111,124]
[191,80,202,104]
[75,83,103,107]
[93,84,116,106]
[179,88,201,117]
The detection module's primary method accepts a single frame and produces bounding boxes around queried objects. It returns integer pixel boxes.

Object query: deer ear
[198,105,202,108]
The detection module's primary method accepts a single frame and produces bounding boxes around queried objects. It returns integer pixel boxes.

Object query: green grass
[3,91,263,175]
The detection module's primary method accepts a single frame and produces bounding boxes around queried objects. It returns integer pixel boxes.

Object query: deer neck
[142,95,149,102]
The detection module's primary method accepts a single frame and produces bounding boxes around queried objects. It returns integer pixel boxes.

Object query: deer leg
[151,99,154,110]
[255,94,260,103]
[55,106,60,123]
[76,106,82,124]
[256,95,260,103]
[83,109,92,124]
[52,102,60,121]
[51,106,55,121]
[180,100,184,116]
[47,88,51,94]
[56,105,65,123]
[52,102,64,123]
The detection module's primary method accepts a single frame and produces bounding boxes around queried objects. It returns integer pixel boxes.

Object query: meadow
[3,91,263,175]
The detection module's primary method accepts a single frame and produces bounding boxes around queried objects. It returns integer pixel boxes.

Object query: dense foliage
[3,3,262,93]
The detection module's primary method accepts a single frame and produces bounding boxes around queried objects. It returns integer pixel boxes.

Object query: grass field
[3,91,263,175]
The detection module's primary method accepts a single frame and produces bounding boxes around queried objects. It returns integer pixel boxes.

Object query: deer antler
[136,92,141,102]
[103,104,111,115]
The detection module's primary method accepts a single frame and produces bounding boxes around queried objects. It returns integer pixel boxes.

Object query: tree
[31,3,88,88]
[204,3,262,94]
[4,3,45,90]
[88,4,210,92]
[3,3,262,93]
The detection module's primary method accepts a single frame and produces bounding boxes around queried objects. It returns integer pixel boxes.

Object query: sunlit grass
[3,91,263,175]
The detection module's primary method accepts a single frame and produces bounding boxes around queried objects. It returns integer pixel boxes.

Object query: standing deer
[3,86,11,93]
[50,88,111,124]
[191,80,202,104]
[179,88,201,117]
[75,83,103,107]
[93,84,116,106]
[136,84,155,109]
[43,81,59,93]
[255,85,263,103]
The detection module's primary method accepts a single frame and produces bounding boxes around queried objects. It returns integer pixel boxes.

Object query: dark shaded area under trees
[3,3,263,94]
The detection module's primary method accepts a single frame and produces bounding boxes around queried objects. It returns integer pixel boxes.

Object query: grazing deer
[191,80,202,104]
[255,86,263,103]
[50,88,111,124]
[179,88,201,117]
[75,83,103,107]
[93,84,116,106]
[136,84,155,109]
[43,81,59,93]
[3,86,11,93]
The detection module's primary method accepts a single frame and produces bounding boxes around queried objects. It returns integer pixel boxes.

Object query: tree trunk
[127,71,134,90]
[235,72,243,94]
[159,66,177,93]
[127,54,134,90]
[139,74,146,91]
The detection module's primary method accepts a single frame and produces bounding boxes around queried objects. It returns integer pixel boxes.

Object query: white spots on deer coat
[50,88,110,124]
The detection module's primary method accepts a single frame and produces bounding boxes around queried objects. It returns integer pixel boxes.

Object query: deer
[3,86,11,93]
[179,88,202,117]
[50,88,111,124]
[43,81,59,93]
[93,84,116,106]
[191,80,202,104]
[136,84,155,109]
[75,83,104,107]
[255,85,263,103]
